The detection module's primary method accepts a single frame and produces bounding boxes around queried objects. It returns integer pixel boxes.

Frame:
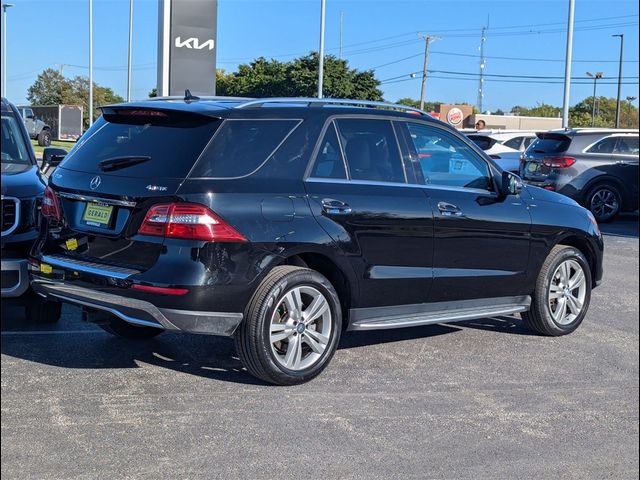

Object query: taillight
[543,156,576,168]
[138,203,246,242]
[41,186,62,221]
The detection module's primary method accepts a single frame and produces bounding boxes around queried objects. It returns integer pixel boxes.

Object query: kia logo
[89,176,101,190]
[175,36,215,50]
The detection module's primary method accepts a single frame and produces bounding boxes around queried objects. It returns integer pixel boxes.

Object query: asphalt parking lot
[1,214,638,480]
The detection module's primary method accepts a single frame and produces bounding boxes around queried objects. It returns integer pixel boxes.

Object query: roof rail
[234,97,429,116]
[147,95,254,102]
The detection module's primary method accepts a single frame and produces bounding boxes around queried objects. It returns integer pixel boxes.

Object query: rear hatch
[520,132,572,181]
[46,106,221,270]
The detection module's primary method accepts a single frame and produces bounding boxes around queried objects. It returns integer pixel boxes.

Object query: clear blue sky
[3,0,639,112]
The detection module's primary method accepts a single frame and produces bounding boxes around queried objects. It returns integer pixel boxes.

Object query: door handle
[437,201,464,217]
[321,199,352,215]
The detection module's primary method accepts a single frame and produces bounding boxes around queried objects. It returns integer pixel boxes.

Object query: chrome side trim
[57,192,136,208]
[1,196,21,237]
[348,296,531,331]
[40,254,140,279]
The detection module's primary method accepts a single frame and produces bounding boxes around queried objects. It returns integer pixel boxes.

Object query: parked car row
[465,128,639,222]
[2,95,606,385]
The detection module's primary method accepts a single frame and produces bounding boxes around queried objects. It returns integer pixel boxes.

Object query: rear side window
[61,111,220,178]
[335,118,405,183]
[586,136,618,154]
[310,123,347,179]
[466,134,496,151]
[190,119,299,178]
[503,137,523,150]
[528,134,571,154]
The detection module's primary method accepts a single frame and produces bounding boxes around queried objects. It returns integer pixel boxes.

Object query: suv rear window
[60,111,221,178]
[189,119,300,178]
[528,133,571,154]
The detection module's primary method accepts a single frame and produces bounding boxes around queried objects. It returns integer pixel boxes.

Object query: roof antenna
[184,89,200,102]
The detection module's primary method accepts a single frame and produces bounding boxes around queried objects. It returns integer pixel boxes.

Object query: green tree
[216,53,383,100]
[27,68,74,105]
[66,76,124,128]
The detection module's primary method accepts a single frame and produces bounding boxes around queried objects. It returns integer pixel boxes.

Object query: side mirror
[501,171,523,197]
[41,147,67,172]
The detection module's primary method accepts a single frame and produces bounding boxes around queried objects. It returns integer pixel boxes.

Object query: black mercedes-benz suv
[30,97,604,385]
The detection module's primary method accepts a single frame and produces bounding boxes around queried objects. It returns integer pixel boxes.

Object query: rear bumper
[1,258,30,298]
[31,279,243,336]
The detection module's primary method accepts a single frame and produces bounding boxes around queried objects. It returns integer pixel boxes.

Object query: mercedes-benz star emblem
[89,176,101,190]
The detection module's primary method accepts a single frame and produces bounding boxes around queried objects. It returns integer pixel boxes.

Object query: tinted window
[528,134,571,154]
[466,134,495,151]
[61,113,220,178]
[335,119,404,183]
[586,136,618,154]
[614,136,639,155]
[310,123,347,179]
[523,137,535,148]
[191,119,299,178]
[503,137,523,150]
[1,114,31,166]
[406,123,492,190]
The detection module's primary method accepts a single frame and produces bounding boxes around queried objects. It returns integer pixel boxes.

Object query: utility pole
[476,25,487,113]
[561,0,575,128]
[89,0,94,126]
[339,11,344,60]
[127,0,133,102]
[612,34,624,128]
[317,0,326,98]
[418,34,440,111]
[55,63,68,75]
[586,71,604,127]
[2,3,14,98]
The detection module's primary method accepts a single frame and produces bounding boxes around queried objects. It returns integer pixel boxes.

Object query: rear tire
[586,183,622,223]
[522,245,592,336]
[25,300,62,324]
[93,312,164,339]
[37,129,51,147]
[234,266,342,385]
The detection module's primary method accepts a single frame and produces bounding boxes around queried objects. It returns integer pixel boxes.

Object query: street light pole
[627,96,637,128]
[612,34,624,128]
[586,71,604,127]
[1,3,14,98]
[317,0,326,99]
[561,0,575,128]
[89,0,93,127]
[127,0,133,102]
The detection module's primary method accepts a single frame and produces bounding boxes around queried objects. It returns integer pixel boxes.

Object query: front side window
[405,123,492,191]
[310,123,347,179]
[335,118,405,183]
[613,136,639,155]
[503,137,523,150]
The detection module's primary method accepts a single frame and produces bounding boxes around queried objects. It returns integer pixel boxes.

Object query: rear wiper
[98,156,151,172]
[533,149,547,154]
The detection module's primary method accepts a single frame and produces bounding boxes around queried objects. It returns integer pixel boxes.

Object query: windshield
[1,113,32,171]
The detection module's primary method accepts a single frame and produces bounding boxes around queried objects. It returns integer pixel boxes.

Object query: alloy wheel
[548,259,587,325]
[590,188,619,220]
[269,286,333,371]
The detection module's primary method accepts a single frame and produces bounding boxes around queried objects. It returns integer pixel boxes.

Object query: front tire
[37,129,51,147]
[234,266,342,385]
[522,245,592,336]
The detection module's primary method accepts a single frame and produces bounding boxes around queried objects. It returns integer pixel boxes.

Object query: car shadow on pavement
[455,315,540,336]
[599,212,639,238]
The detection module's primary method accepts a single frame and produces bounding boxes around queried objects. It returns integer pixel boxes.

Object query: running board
[347,296,531,331]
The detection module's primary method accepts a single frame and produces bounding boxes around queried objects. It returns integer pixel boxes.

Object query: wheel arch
[554,234,598,284]
[581,175,630,210]
[280,251,355,328]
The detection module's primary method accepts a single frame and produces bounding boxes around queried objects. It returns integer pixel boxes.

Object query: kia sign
[446,107,464,127]
[157,0,218,96]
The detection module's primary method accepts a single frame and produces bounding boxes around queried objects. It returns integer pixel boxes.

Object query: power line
[382,74,639,86]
